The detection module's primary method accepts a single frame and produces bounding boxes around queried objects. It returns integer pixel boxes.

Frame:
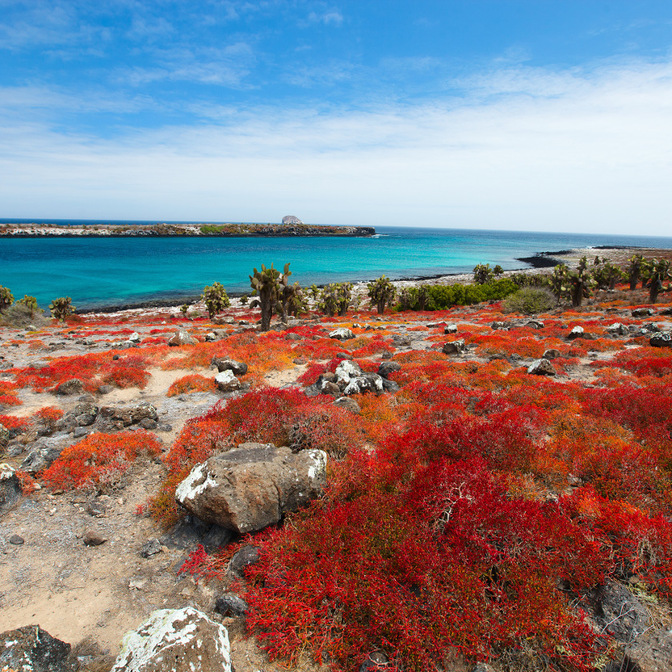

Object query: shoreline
[72,245,657,315]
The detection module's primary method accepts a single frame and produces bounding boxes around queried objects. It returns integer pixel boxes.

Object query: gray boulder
[212,357,248,376]
[378,361,401,378]
[167,329,197,347]
[330,327,355,340]
[632,308,654,317]
[360,651,390,671]
[215,370,241,392]
[111,607,231,672]
[0,624,71,672]
[175,443,327,533]
[526,320,544,329]
[588,581,651,643]
[568,326,584,339]
[214,592,249,617]
[543,349,561,360]
[607,322,628,336]
[73,402,99,427]
[527,359,557,376]
[20,440,65,473]
[54,378,85,395]
[382,378,400,393]
[98,402,158,430]
[444,324,458,334]
[335,359,362,385]
[650,332,672,348]
[0,463,22,514]
[442,339,467,355]
[0,422,9,447]
[228,544,260,576]
[343,373,384,395]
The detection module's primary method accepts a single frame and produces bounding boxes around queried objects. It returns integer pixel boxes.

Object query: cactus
[277,279,304,323]
[646,259,671,304]
[49,296,75,320]
[201,281,230,319]
[473,263,494,285]
[249,263,289,331]
[367,276,396,315]
[592,260,624,290]
[548,257,596,307]
[627,254,645,290]
[317,282,352,317]
[0,286,14,313]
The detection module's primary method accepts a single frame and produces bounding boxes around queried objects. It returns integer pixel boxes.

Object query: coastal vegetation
[0,221,376,238]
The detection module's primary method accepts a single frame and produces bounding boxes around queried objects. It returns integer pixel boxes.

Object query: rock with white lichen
[175,443,327,534]
[0,624,71,672]
[111,607,231,672]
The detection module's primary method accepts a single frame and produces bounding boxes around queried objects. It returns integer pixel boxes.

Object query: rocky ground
[2,247,672,672]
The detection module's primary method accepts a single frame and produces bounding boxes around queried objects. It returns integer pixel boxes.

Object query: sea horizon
[2,222,672,311]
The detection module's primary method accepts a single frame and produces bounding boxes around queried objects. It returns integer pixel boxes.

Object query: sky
[1,1,672,235]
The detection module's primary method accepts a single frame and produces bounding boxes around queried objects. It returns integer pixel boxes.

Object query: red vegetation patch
[166,374,216,396]
[41,431,162,491]
[243,457,608,671]
[13,352,151,393]
[0,414,29,433]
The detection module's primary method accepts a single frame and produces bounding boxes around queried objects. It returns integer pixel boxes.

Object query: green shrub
[423,278,518,310]
[0,302,49,328]
[502,287,557,314]
[510,272,550,288]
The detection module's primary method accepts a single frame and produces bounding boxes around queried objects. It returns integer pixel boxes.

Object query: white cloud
[1,58,672,235]
[305,10,343,27]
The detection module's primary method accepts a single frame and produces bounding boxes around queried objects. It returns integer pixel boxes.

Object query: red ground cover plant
[31,406,64,433]
[41,430,162,491]
[166,374,216,396]
[241,456,609,672]
[0,414,29,433]
[13,351,151,393]
[0,393,22,406]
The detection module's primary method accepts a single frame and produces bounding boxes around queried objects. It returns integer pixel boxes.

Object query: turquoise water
[1,223,672,310]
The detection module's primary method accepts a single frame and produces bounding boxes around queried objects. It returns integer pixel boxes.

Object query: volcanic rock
[175,443,327,534]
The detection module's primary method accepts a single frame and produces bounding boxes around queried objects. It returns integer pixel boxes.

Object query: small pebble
[9,534,24,545]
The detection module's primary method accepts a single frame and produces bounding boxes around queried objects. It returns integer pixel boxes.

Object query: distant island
[0,221,376,237]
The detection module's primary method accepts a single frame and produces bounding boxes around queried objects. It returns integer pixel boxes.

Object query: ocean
[1,222,672,310]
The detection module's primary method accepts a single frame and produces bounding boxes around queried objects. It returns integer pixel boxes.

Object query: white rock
[215,369,241,392]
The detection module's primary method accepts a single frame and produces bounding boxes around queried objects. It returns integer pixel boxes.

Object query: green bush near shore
[0,302,49,328]
[399,278,518,311]
[502,287,557,314]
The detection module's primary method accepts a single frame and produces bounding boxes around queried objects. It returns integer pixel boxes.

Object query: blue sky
[1,1,672,234]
